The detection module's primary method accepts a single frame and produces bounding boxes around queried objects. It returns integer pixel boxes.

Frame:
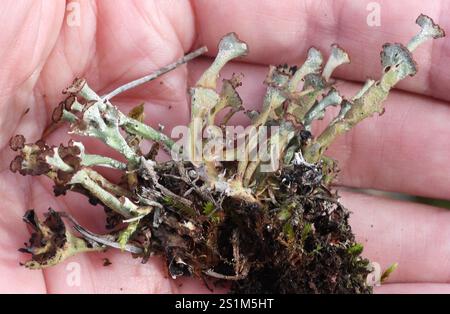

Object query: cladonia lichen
[9,14,444,293]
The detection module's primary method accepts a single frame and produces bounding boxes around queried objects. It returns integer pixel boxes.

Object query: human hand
[0,0,449,293]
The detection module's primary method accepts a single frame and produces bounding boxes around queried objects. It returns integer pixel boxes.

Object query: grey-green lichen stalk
[302,15,444,163]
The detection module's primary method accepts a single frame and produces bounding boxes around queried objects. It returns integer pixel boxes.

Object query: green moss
[348,243,364,256]
[118,220,139,249]
[202,201,221,223]
[300,223,313,244]
[162,196,197,217]
[381,262,398,283]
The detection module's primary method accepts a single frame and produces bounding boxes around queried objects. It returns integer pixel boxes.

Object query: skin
[0,0,449,293]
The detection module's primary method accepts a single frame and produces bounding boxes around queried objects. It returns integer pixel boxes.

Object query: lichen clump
[10,15,444,293]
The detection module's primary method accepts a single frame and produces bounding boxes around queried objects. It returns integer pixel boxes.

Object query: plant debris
[10,15,444,293]
[102,258,112,267]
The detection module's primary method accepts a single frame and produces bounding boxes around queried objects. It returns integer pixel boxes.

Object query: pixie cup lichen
[10,14,444,293]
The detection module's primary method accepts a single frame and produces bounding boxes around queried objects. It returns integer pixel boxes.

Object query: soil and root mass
[10,15,444,293]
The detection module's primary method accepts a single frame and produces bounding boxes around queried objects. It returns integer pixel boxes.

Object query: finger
[188,57,450,200]
[192,0,450,101]
[342,190,450,283]
[43,251,176,293]
[375,283,450,294]
[0,0,64,150]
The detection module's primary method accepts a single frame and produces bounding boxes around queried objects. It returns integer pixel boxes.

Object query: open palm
[1,0,449,293]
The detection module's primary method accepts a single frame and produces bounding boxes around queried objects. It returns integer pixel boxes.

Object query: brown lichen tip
[63,78,86,95]
[20,209,102,269]
[19,209,69,268]
[9,134,25,151]
[52,102,64,123]
[9,136,83,178]
[9,137,52,176]
[9,155,24,173]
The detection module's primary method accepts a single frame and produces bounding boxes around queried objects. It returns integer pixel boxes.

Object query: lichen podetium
[10,14,444,293]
